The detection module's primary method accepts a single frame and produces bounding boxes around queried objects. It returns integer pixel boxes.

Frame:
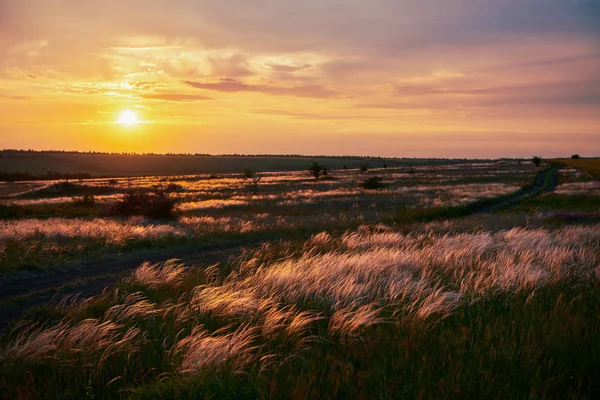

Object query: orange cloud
[185,79,340,99]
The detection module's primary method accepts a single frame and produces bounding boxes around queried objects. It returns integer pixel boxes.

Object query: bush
[110,189,177,219]
[0,204,22,218]
[571,154,581,159]
[532,156,543,167]
[361,176,385,189]
[308,163,323,179]
[243,170,262,193]
[163,183,183,193]
[360,164,369,172]
[72,193,95,207]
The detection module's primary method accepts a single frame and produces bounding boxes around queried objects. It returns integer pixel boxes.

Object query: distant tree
[343,165,348,170]
[383,163,388,169]
[360,164,369,172]
[322,166,328,176]
[571,154,581,159]
[309,162,323,179]
[532,156,543,167]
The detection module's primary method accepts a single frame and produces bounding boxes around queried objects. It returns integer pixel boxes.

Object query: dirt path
[475,166,558,214]
[0,242,256,330]
[0,167,560,330]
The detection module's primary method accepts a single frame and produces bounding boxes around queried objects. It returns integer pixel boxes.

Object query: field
[1,158,599,399]
[0,151,490,178]
[0,161,539,276]
[556,158,600,178]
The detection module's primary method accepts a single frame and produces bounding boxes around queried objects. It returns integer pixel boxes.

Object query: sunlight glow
[117,110,140,126]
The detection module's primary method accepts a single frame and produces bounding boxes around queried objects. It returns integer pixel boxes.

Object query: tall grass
[1,223,599,398]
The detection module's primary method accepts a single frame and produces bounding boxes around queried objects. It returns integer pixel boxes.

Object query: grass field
[0,150,492,178]
[555,158,600,178]
[0,161,539,276]
[1,159,599,399]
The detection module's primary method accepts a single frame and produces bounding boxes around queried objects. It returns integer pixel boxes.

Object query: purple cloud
[185,78,340,98]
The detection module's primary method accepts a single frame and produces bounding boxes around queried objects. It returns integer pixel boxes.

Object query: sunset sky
[1,0,599,157]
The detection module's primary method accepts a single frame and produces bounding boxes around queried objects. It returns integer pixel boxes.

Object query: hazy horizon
[0,147,597,160]
[1,0,599,157]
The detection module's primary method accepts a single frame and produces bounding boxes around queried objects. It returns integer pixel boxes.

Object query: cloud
[462,79,600,108]
[185,78,340,98]
[0,94,29,100]
[130,81,158,90]
[0,0,598,157]
[142,93,214,102]
[263,63,311,72]
[252,109,393,120]
[354,102,427,110]
[393,85,447,96]
[207,53,254,77]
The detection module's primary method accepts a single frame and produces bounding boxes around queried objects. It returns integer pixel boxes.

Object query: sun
[117,110,140,126]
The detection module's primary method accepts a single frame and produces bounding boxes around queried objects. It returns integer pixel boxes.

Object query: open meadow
[0,158,599,399]
[3,0,599,397]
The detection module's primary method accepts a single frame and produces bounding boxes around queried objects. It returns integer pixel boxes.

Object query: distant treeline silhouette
[0,171,94,182]
[2,149,498,161]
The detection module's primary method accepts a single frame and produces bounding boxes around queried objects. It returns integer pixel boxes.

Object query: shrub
[308,163,323,179]
[360,164,369,172]
[110,189,177,219]
[72,193,95,207]
[164,183,183,192]
[361,176,385,189]
[571,154,581,159]
[532,156,543,167]
[243,170,262,193]
[0,204,22,218]
[49,181,78,194]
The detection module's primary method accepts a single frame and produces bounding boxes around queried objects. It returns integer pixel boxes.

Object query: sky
[0,0,599,158]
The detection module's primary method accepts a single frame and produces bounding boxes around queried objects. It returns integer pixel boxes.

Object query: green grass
[554,158,600,178]
[2,276,598,399]
[1,217,599,399]
[0,167,546,276]
[514,193,600,213]
[1,161,599,399]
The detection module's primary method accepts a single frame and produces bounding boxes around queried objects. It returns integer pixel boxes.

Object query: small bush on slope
[360,176,385,190]
[110,189,177,219]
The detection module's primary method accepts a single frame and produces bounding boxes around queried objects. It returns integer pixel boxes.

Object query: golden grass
[1,221,600,398]
[555,158,600,178]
